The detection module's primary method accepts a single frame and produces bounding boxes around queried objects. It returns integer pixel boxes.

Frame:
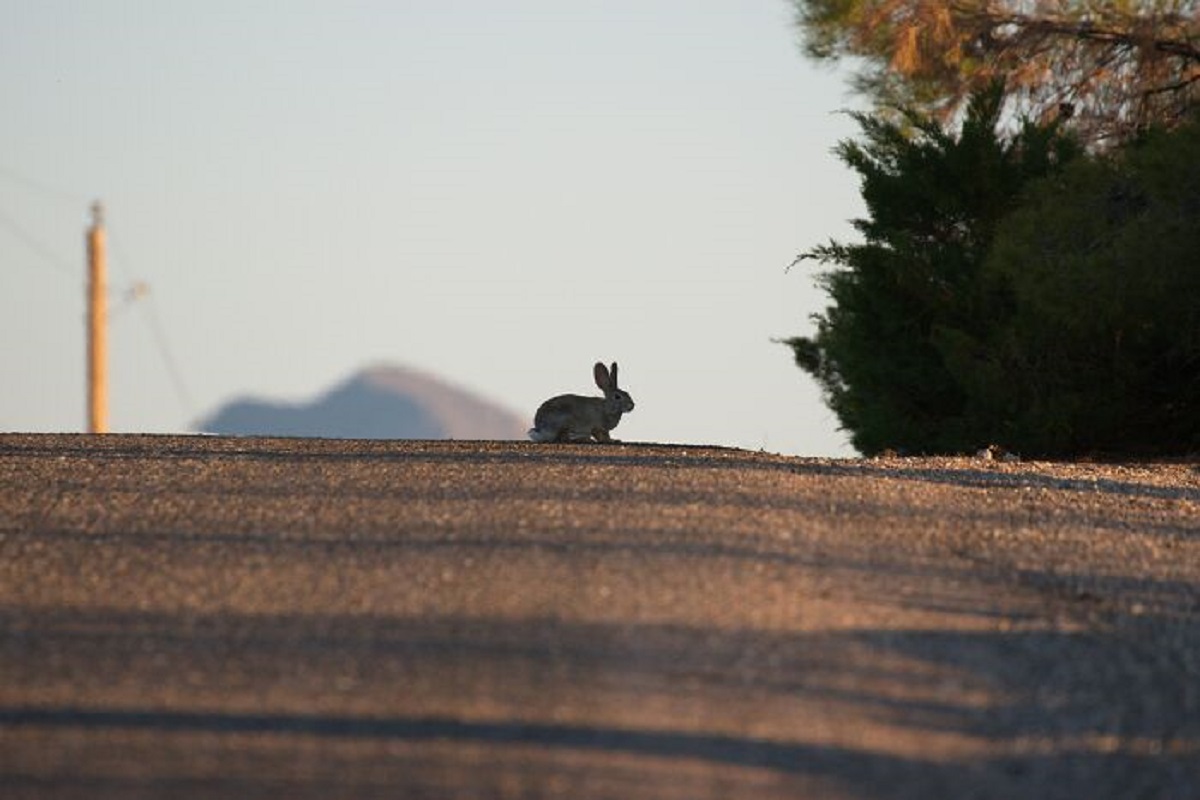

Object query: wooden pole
[86,201,108,434]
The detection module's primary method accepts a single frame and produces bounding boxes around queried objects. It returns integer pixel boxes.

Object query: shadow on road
[3,600,1197,799]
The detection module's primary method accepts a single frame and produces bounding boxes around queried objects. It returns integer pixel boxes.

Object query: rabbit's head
[594,361,635,418]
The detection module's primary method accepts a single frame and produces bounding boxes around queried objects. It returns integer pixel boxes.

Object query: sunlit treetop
[793,0,1200,146]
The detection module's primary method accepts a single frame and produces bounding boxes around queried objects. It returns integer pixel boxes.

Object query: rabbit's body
[528,362,634,443]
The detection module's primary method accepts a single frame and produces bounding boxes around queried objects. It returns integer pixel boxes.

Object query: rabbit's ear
[610,362,619,388]
[594,362,611,391]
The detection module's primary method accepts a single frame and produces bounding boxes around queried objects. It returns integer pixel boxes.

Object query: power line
[0,203,78,280]
[0,164,89,279]
[106,227,197,424]
[137,292,197,422]
[0,164,85,280]
[0,163,88,206]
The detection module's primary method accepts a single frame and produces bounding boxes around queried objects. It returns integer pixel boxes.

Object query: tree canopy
[788,84,1200,456]
[792,0,1200,146]
[976,114,1200,454]
[786,85,1081,454]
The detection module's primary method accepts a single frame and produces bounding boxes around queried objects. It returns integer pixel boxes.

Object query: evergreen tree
[786,85,1080,454]
[977,114,1200,455]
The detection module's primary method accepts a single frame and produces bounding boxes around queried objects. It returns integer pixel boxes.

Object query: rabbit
[528,361,634,443]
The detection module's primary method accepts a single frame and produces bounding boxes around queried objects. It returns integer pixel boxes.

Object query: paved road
[1,434,1198,798]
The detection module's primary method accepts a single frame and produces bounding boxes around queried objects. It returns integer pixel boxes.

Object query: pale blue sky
[2,0,862,455]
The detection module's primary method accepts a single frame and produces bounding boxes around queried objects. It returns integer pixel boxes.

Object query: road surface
[1,434,1198,798]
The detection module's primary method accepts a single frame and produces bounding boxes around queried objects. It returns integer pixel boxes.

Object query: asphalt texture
[1,433,1198,799]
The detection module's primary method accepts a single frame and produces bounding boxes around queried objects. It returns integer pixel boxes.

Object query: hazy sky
[2,0,864,455]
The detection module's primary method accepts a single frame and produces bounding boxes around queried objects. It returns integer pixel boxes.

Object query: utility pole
[86,201,108,434]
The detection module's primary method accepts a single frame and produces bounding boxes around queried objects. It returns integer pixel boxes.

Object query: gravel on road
[1,434,1197,798]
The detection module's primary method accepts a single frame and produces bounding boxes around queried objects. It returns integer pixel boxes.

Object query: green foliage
[975,116,1200,455]
[791,90,1200,457]
[786,85,1081,454]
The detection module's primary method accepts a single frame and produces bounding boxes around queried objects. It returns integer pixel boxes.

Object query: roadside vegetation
[786,0,1200,457]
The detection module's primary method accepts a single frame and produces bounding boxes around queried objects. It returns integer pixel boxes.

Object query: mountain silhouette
[195,364,527,440]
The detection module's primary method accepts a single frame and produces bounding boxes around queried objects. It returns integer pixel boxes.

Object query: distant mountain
[195,364,528,440]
